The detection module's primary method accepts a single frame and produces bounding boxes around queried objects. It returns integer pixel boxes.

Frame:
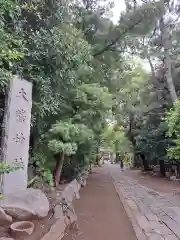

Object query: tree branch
[93,17,144,57]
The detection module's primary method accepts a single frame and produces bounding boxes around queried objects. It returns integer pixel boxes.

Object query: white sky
[112,0,126,24]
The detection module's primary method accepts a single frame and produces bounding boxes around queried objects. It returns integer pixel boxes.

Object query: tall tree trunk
[129,112,134,134]
[116,153,120,162]
[96,145,101,166]
[147,55,155,79]
[128,112,138,167]
[159,16,177,102]
[159,159,165,177]
[54,153,65,187]
[140,153,149,171]
[89,160,92,174]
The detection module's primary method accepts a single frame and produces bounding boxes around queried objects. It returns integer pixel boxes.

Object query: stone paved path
[109,164,180,240]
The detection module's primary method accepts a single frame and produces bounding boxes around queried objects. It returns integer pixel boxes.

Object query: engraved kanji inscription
[1,78,32,194]
[14,157,22,163]
[13,157,24,169]
[16,109,26,122]
[16,88,28,101]
[13,133,25,144]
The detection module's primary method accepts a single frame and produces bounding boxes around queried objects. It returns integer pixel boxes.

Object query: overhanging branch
[93,17,144,57]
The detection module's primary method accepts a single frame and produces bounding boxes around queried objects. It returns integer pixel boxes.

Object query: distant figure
[120,160,124,171]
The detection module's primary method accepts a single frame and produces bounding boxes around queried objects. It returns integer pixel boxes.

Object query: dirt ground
[63,167,136,240]
[126,169,180,194]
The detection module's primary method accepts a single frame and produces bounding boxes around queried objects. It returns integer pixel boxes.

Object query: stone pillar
[0,76,32,194]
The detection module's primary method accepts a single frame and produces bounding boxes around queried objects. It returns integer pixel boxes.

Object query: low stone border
[110,172,148,240]
[111,172,180,240]
[113,182,147,240]
[41,170,89,240]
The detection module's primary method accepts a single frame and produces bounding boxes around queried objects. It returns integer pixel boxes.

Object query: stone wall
[41,170,88,240]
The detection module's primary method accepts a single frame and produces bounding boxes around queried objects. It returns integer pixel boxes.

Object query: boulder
[0,207,12,225]
[0,188,49,220]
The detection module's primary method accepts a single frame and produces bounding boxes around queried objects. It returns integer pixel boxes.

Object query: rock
[62,185,75,203]
[152,171,161,177]
[54,205,64,219]
[154,165,160,171]
[170,176,176,181]
[0,207,12,225]
[67,210,77,224]
[75,191,80,200]
[70,180,80,200]
[41,218,66,240]
[0,188,49,220]
[65,203,77,225]
[81,179,86,187]
[165,171,171,178]
[65,210,77,225]
[10,221,34,238]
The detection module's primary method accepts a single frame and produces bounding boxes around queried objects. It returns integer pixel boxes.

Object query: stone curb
[110,174,148,240]
[40,170,89,240]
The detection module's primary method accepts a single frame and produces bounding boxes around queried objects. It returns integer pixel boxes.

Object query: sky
[112,0,126,24]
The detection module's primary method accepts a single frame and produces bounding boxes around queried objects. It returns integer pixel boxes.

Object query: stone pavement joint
[109,165,180,240]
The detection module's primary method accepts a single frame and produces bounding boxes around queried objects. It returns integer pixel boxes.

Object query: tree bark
[116,153,120,162]
[89,160,92,174]
[159,16,177,102]
[147,55,155,79]
[128,112,138,167]
[54,153,65,187]
[140,153,149,171]
[159,159,165,177]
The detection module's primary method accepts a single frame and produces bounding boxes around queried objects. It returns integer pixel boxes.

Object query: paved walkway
[63,166,136,240]
[109,165,180,240]
[64,165,180,240]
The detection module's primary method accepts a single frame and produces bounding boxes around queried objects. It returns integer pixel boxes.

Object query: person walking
[120,160,124,172]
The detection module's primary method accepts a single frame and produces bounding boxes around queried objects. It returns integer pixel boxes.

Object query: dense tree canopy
[1,0,180,184]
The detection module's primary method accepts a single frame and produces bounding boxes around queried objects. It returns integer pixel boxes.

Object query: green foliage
[0,162,23,174]
[41,169,54,187]
[48,140,77,156]
[167,139,180,161]
[113,127,133,155]
[0,0,25,90]
[30,152,54,186]
[72,83,113,126]
[136,121,169,163]
[27,176,38,188]
[102,124,133,164]
[1,0,175,179]
[166,100,180,138]
[166,100,180,162]
[48,120,94,156]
